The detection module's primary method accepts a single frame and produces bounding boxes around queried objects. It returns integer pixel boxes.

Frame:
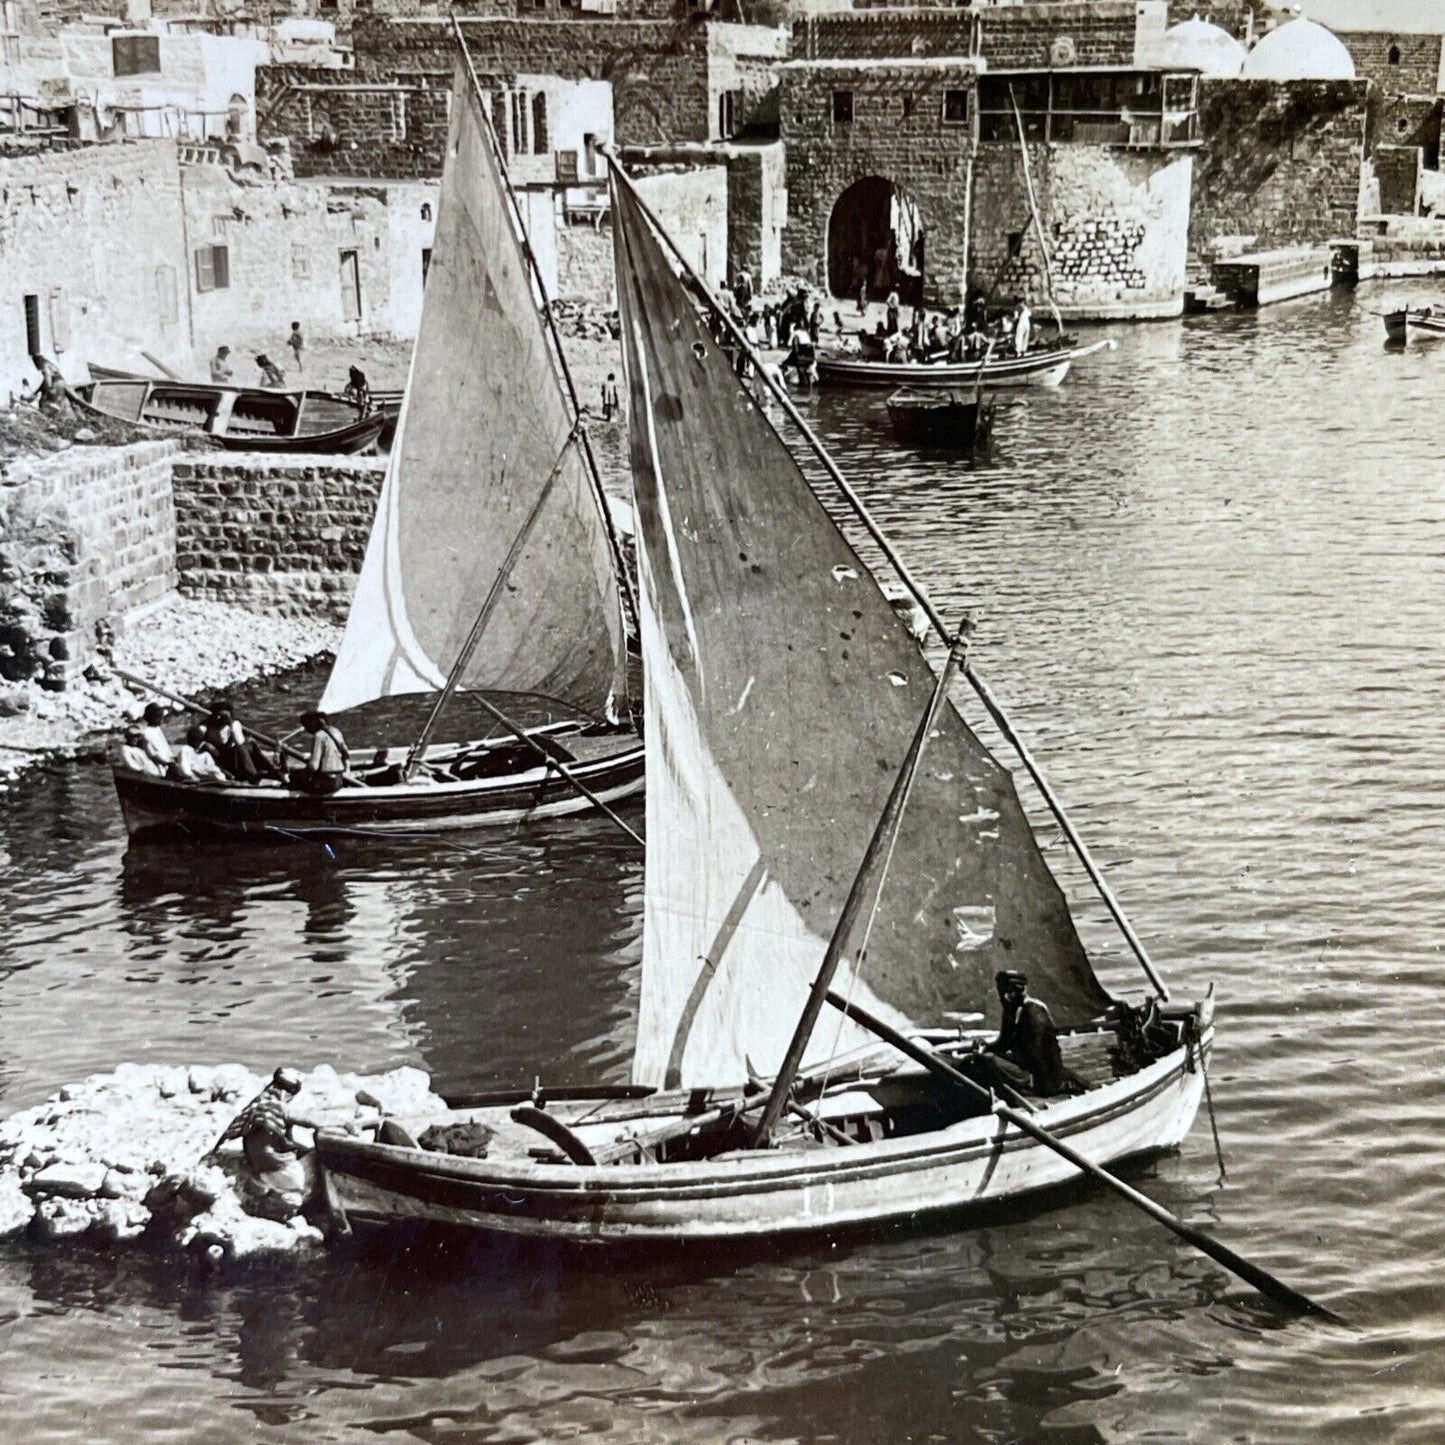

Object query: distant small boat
[71,377,390,454]
[886,387,994,451]
[1383,307,1445,344]
[819,337,1115,390]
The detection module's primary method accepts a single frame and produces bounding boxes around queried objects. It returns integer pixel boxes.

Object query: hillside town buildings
[3,0,1445,395]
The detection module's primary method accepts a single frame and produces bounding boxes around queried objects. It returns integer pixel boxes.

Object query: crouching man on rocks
[211,1067,317,1220]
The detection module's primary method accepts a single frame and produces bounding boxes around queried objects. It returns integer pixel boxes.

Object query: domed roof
[1161,16,1247,77]
[1242,16,1357,80]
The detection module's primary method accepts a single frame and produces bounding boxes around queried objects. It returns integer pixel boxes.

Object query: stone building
[781,5,1200,318]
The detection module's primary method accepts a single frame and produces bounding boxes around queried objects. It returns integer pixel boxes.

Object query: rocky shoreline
[0,1062,443,1264]
[0,595,341,786]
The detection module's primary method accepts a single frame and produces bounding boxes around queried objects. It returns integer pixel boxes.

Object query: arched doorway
[827,177,925,306]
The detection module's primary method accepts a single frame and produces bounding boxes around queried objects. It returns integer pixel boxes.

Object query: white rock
[0,1174,31,1236]
[26,1162,108,1200]
[34,1197,99,1239]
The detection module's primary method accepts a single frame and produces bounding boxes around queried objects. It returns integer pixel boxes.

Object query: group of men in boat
[118,700,351,794]
[871,292,1035,366]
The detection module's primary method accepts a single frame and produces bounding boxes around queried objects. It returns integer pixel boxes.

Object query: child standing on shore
[287,322,304,373]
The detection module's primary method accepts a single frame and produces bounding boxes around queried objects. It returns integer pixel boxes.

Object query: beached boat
[818,336,1115,390]
[71,377,391,454]
[315,160,1219,1252]
[886,387,994,450]
[1383,306,1445,344]
[114,60,641,842]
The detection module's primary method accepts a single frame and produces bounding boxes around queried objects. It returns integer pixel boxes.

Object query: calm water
[3,288,1444,1441]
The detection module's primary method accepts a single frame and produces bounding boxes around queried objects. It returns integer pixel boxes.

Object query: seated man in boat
[205,701,284,783]
[138,702,175,773]
[290,710,350,794]
[117,726,163,776]
[970,969,1086,1098]
[211,1067,316,1220]
[174,725,229,784]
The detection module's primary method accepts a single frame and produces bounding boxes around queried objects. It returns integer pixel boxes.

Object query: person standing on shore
[287,322,304,373]
[601,373,619,422]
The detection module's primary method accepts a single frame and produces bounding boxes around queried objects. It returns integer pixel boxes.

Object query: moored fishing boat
[886,387,994,450]
[311,159,1265,1276]
[71,377,392,454]
[818,336,1115,389]
[113,57,642,843]
[1382,306,1445,344]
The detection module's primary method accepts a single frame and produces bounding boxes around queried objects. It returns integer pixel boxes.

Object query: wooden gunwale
[319,1029,1206,1210]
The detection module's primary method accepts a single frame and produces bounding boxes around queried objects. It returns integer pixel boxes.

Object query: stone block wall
[180,164,438,357]
[1341,31,1442,105]
[795,2,1140,68]
[1375,143,1423,218]
[1190,79,1368,262]
[1370,94,1441,170]
[971,144,1192,318]
[0,141,195,397]
[0,441,178,685]
[780,61,975,304]
[726,140,785,287]
[173,454,386,620]
[258,65,454,180]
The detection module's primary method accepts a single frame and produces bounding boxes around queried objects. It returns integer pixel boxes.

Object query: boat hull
[114,735,645,840]
[886,389,994,450]
[818,339,1112,391]
[316,1033,1208,1244]
[1383,308,1445,343]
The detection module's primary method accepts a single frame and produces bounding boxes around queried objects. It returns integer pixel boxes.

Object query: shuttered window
[112,35,160,77]
[194,244,230,293]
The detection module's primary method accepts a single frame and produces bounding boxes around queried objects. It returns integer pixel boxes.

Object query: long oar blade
[824,989,1343,1324]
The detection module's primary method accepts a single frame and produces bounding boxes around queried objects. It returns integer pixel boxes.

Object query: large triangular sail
[321,66,627,719]
[611,172,1111,1091]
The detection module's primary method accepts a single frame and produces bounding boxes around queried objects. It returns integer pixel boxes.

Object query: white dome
[1242,17,1357,81]
[1161,16,1247,77]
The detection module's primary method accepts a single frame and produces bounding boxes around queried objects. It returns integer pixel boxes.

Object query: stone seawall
[1,441,178,686]
[173,454,386,622]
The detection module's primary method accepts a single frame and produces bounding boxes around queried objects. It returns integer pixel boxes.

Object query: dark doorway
[23,293,40,356]
[827,176,925,306]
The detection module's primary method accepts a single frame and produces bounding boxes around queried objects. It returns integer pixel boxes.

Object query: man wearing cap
[980,970,1085,1098]
[212,1067,316,1217]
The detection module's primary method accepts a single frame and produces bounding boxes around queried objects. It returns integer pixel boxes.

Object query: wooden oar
[824,988,1343,1324]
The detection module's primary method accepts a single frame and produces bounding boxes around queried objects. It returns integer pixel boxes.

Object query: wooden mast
[750,618,973,1147]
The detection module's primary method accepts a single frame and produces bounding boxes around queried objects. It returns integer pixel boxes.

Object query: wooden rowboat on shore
[71,377,393,454]
[818,336,1116,390]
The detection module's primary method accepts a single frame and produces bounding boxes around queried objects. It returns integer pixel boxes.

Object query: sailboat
[308,162,1237,1256]
[112,62,644,842]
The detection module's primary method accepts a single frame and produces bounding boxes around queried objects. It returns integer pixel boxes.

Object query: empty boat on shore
[71,377,393,454]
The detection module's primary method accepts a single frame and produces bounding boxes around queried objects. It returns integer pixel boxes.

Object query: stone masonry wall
[173,454,386,621]
[0,141,195,397]
[0,441,178,686]
[1190,79,1368,260]
[1375,143,1423,218]
[1341,31,1442,107]
[795,2,1140,68]
[971,144,1191,318]
[780,62,975,304]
